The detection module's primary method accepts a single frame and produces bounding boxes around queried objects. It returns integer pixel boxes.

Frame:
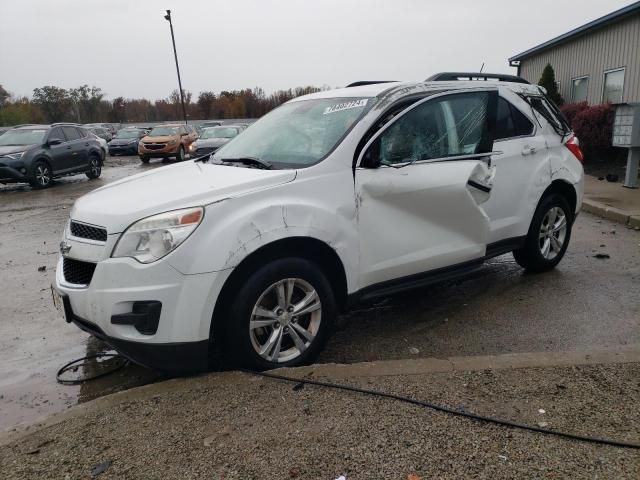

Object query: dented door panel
[356,160,493,288]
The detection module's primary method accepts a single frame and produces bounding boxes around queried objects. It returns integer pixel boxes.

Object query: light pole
[164,9,188,124]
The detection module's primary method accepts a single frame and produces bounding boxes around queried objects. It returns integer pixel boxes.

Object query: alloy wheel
[35,164,51,187]
[249,278,322,364]
[90,157,101,176]
[538,206,567,260]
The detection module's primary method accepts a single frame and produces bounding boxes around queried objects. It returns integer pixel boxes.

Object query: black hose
[244,369,640,450]
[56,353,128,385]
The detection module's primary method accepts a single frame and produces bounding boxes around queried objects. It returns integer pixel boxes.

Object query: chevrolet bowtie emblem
[60,241,72,255]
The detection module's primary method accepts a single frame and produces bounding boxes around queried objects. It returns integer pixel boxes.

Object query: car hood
[0,145,32,156]
[71,161,297,233]
[142,135,178,143]
[194,138,230,148]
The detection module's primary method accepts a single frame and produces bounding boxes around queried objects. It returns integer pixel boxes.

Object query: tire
[139,156,150,164]
[513,193,573,272]
[86,154,102,179]
[29,160,53,189]
[226,257,336,370]
[176,145,185,161]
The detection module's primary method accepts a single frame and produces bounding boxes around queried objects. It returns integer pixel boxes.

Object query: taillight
[565,134,584,162]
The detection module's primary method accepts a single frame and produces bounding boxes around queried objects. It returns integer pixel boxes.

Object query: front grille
[63,258,97,286]
[70,221,107,242]
[144,143,166,150]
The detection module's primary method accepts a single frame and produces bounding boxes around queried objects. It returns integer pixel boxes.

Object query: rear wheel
[226,258,336,370]
[29,160,53,189]
[86,154,102,179]
[176,146,185,161]
[513,194,573,272]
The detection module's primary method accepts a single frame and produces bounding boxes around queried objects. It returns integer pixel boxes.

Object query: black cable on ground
[56,353,128,385]
[243,369,640,450]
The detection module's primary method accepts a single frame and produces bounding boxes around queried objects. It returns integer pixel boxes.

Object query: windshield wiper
[219,156,273,170]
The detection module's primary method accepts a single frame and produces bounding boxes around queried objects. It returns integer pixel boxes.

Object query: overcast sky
[0,0,633,100]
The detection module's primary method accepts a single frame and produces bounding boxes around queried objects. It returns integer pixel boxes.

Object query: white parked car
[89,132,108,160]
[52,73,584,373]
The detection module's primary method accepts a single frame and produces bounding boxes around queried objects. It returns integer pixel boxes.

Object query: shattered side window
[378,92,491,165]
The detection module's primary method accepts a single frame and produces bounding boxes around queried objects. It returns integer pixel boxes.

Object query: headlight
[5,152,25,160]
[112,207,204,263]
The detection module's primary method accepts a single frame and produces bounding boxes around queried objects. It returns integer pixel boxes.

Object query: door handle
[66,146,72,150]
[521,145,536,156]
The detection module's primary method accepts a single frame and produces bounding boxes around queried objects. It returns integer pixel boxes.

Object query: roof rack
[426,72,530,84]
[51,122,80,126]
[346,81,397,88]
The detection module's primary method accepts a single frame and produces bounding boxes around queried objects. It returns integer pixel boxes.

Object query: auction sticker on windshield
[324,99,368,115]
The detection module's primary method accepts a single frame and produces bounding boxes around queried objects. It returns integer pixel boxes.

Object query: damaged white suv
[53,73,584,373]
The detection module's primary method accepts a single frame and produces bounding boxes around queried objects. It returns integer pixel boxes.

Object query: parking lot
[1,155,639,432]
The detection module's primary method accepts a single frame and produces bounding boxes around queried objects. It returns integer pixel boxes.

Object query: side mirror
[48,138,62,146]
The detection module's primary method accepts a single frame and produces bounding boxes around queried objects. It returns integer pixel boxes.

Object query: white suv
[52,74,584,373]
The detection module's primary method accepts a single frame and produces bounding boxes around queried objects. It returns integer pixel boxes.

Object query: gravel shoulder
[1,361,638,479]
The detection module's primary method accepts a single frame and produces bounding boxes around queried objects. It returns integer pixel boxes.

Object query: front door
[355,90,498,289]
[46,127,73,173]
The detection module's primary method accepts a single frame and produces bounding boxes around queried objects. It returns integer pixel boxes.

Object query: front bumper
[108,144,138,155]
[55,289,209,373]
[55,252,226,373]
[0,164,28,183]
[139,143,180,157]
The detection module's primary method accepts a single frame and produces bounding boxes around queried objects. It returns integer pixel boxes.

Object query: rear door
[481,94,544,243]
[61,126,88,168]
[355,90,498,289]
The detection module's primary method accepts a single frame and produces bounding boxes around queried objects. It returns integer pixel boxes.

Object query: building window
[603,68,625,104]
[571,76,589,103]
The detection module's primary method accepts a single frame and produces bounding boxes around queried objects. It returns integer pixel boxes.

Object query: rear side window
[511,105,534,136]
[62,126,81,141]
[527,96,569,136]
[495,97,534,140]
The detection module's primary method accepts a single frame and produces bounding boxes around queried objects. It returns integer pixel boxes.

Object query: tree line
[0,84,326,126]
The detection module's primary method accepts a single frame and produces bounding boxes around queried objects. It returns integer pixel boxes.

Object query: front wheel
[226,258,336,370]
[139,156,150,164]
[86,155,102,179]
[176,146,185,161]
[29,160,53,189]
[513,193,573,272]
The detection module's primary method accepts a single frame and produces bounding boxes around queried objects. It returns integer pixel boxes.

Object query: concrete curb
[2,346,639,447]
[582,198,640,227]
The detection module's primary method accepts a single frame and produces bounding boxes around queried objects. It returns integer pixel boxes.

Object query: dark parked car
[189,125,242,157]
[108,128,147,155]
[0,124,103,188]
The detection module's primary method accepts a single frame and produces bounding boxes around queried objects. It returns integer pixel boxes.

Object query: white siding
[518,14,640,105]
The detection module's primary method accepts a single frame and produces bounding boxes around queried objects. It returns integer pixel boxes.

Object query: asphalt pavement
[1,155,639,433]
